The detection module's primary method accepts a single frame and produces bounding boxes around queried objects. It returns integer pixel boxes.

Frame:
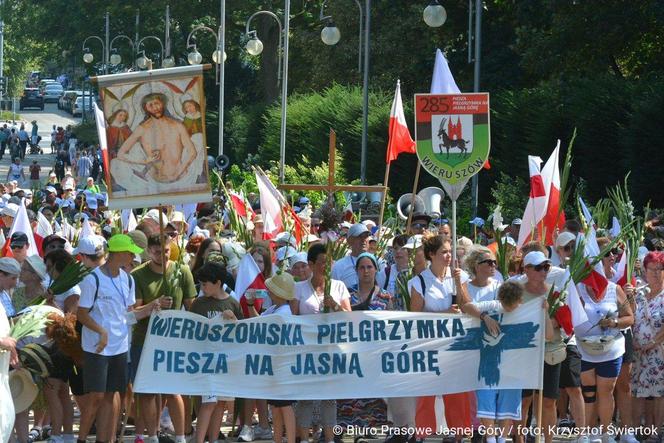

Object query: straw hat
[265,272,295,301]
[9,369,38,413]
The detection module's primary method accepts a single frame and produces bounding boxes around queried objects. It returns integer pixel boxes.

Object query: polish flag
[552,268,589,335]
[416,393,473,438]
[580,227,609,299]
[230,191,255,221]
[539,142,565,246]
[34,211,54,256]
[255,170,284,240]
[233,253,267,318]
[121,209,138,233]
[612,247,635,288]
[2,200,39,258]
[517,155,547,247]
[385,80,415,163]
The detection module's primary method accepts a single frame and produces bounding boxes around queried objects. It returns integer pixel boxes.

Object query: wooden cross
[279,129,387,195]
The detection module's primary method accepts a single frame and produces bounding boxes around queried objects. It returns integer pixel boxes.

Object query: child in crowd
[192,262,243,443]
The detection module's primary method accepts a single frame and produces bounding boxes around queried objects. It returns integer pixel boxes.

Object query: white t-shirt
[409,268,469,312]
[262,303,292,316]
[295,278,350,315]
[53,285,81,312]
[467,279,500,302]
[331,255,359,290]
[78,267,136,356]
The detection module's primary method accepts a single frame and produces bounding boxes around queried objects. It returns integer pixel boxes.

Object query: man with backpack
[76,234,143,443]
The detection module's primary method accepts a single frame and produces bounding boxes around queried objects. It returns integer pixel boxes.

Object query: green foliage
[489,172,528,224]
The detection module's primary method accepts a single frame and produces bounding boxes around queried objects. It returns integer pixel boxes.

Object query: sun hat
[73,235,107,256]
[107,234,144,254]
[555,231,577,248]
[402,234,423,250]
[9,368,39,413]
[25,256,48,280]
[265,272,295,301]
[523,251,550,267]
[0,257,21,275]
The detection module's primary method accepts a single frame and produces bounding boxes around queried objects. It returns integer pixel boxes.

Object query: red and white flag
[255,170,284,240]
[385,80,416,163]
[517,155,547,247]
[229,190,255,221]
[2,201,39,258]
[234,254,267,300]
[580,226,609,299]
[34,211,54,256]
[612,247,635,288]
[540,142,565,245]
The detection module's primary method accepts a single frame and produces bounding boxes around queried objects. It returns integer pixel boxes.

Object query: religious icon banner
[95,65,212,209]
[134,298,545,399]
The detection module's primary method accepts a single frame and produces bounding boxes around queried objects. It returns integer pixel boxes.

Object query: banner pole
[158,205,166,276]
[377,162,391,229]
[406,162,422,233]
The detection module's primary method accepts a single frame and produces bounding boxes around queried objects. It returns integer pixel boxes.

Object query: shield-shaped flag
[415,93,490,186]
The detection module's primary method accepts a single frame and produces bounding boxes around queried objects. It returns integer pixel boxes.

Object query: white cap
[340,221,352,229]
[45,186,57,194]
[362,219,376,229]
[403,234,423,250]
[276,246,297,261]
[275,232,297,248]
[305,234,320,243]
[555,231,577,248]
[73,235,107,256]
[347,223,370,238]
[1,203,19,218]
[289,252,308,268]
[523,251,550,267]
[143,208,167,227]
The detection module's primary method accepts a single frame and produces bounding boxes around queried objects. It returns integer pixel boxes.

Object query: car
[65,91,83,113]
[71,95,95,116]
[38,79,57,92]
[42,84,64,103]
[19,88,44,111]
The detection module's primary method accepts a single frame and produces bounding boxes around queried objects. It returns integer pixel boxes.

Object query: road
[1,102,79,182]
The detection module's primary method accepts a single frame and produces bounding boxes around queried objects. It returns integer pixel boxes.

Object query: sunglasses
[166,231,178,238]
[533,263,551,272]
[10,244,24,250]
[412,223,428,228]
[478,259,497,266]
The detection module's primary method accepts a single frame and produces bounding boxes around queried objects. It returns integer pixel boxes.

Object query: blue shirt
[0,290,15,317]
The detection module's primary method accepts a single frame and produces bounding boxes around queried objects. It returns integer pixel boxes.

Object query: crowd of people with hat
[0,176,663,443]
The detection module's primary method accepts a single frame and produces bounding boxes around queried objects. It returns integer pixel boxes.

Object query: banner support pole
[377,161,391,229]
[406,162,422,233]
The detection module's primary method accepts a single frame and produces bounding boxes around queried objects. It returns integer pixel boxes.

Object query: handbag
[544,346,567,365]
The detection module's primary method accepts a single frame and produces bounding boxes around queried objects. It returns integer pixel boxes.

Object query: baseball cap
[402,234,423,250]
[143,208,167,227]
[555,231,577,248]
[42,234,66,250]
[523,251,550,267]
[275,232,297,248]
[511,218,522,225]
[469,217,485,227]
[289,252,308,268]
[73,235,107,256]
[10,232,29,248]
[25,256,48,280]
[49,172,56,178]
[362,219,377,230]
[0,257,21,275]
[107,234,144,254]
[276,246,297,262]
[347,223,370,238]
[45,186,57,194]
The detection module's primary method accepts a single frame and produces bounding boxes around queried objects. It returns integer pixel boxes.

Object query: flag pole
[535,307,546,443]
[406,162,422,234]
[377,162,391,229]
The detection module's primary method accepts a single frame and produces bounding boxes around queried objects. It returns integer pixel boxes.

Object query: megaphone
[367,191,383,209]
[417,187,445,218]
[343,191,366,203]
[396,193,426,220]
[215,154,230,171]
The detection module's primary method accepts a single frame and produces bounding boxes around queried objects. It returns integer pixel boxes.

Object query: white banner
[133,298,545,399]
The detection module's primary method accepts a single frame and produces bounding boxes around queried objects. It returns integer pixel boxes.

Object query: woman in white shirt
[463,245,500,303]
[293,243,350,443]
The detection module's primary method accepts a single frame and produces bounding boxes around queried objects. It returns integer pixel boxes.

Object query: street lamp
[423,0,447,28]
[245,6,290,183]
[109,34,134,67]
[423,0,481,217]
[319,0,369,184]
[136,36,165,69]
[82,12,110,74]
[188,0,227,157]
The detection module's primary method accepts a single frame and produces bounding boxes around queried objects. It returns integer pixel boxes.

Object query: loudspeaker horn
[215,154,230,171]
[417,186,446,218]
[396,193,426,220]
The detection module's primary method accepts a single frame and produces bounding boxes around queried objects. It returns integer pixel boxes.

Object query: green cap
[107,234,144,254]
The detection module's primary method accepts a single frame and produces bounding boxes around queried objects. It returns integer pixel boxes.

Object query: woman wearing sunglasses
[463,246,500,302]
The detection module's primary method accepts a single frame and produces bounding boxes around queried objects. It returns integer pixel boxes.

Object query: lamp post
[187,0,226,156]
[109,35,134,68]
[319,0,370,184]
[245,1,290,184]
[136,36,165,69]
[423,0,481,218]
[82,11,110,75]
